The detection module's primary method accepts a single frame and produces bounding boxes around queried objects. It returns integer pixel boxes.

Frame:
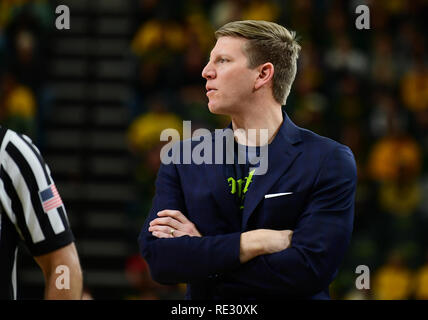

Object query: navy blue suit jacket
[138,111,357,299]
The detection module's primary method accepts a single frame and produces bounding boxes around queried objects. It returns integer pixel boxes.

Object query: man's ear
[254,62,274,90]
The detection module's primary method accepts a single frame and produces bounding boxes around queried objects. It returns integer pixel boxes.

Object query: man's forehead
[209,36,247,58]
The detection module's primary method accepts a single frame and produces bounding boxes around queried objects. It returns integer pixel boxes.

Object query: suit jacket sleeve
[138,161,242,284]
[218,145,357,296]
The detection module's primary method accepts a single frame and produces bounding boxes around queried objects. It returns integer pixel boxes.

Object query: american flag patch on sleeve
[39,184,63,213]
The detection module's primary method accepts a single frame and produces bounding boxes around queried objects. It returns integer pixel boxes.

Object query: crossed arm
[149,210,293,263]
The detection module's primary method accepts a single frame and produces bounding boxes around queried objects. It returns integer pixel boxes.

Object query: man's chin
[208,103,228,116]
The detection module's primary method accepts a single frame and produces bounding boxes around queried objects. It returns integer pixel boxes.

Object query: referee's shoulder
[0,127,40,160]
[0,125,8,146]
[1,126,18,143]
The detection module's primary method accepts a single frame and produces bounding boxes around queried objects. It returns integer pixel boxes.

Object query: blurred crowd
[0,0,53,140]
[1,0,427,300]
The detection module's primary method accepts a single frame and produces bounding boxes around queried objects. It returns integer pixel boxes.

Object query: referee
[0,126,82,299]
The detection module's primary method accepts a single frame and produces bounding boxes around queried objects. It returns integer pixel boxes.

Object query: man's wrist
[239,230,264,263]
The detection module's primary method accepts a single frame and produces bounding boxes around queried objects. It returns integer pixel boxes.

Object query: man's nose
[202,62,215,80]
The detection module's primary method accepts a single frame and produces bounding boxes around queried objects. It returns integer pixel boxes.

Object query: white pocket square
[264,192,293,199]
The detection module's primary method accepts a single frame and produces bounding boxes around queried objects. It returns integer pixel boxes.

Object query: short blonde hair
[215,20,301,105]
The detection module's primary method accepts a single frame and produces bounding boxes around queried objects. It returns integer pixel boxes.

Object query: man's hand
[149,210,202,238]
[240,229,293,263]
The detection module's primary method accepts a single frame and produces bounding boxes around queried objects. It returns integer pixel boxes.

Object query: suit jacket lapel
[241,111,302,230]
[203,127,239,224]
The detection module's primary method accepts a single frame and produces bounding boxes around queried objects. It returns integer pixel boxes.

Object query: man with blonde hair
[139,20,356,299]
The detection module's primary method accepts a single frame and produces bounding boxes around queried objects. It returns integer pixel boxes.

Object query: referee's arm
[0,129,83,299]
[34,243,82,299]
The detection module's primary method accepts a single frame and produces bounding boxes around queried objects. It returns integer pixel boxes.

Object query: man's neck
[231,105,283,146]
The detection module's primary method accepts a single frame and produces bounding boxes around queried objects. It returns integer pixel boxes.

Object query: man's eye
[219,58,228,63]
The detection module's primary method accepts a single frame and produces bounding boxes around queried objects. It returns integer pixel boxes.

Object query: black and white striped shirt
[0,127,74,299]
